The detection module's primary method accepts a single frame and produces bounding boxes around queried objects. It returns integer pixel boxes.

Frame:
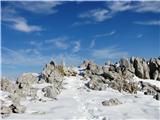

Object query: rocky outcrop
[81,57,159,101]
[1,60,65,117]
[139,81,160,100]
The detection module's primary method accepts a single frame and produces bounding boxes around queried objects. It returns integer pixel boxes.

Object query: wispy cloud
[12,1,63,14]
[90,39,96,48]
[108,1,160,13]
[76,1,160,24]
[45,37,69,49]
[91,46,128,59]
[2,47,51,66]
[2,46,83,68]
[79,9,111,22]
[72,41,81,53]
[134,20,160,26]
[108,1,133,12]
[94,30,116,38]
[71,21,92,27]
[2,6,43,32]
[137,34,143,38]
[134,1,160,13]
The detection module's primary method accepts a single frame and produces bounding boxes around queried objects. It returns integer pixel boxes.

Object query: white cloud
[108,1,133,12]
[45,37,69,49]
[77,1,160,24]
[135,1,160,13]
[72,41,81,53]
[2,7,43,33]
[2,47,83,68]
[90,39,96,48]
[2,47,51,66]
[12,1,62,14]
[134,20,160,26]
[94,30,116,38]
[108,1,160,13]
[137,34,143,38]
[12,20,43,32]
[92,46,128,59]
[79,9,110,22]
[71,21,92,27]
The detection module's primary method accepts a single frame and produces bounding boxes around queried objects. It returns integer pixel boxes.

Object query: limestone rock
[16,73,39,89]
[87,75,106,90]
[9,103,26,113]
[1,78,16,93]
[102,98,122,106]
[134,58,144,78]
[42,86,60,99]
[1,106,11,118]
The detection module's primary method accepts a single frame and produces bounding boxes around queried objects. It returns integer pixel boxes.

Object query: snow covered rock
[16,73,39,89]
[102,98,122,106]
[87,75,106,90]
[9,103,26,113]
[1,77,16,93]
[1,106,11,118]
[42,86,59,99]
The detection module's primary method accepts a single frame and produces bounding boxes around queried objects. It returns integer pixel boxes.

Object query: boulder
[139,81,160,100]
[87,75,106,90]
[102,98,122,106]
[1,106,11,118]
[103,71,122,80]
[42,86,59,99]
[16,73,38,89]
[9,103,26,113]
[1,78,16,93]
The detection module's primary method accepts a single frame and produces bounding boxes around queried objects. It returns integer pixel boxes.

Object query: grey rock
[9,103,26,113]
[139,81,160,100]
[87,75,106,90]
[120,58,130,69]
[16,73,38,89]
[153,70,158,80]
[134,58,144,78]
[1,78,16,93]
[103,71,122,80]
[1,106,11,118]
[149,58,159,79]
[102,98,122,106]
[42,86,59,99]
[154,93,160,100]
[142,61,150,79]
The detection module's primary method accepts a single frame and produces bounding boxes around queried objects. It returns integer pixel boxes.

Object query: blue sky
[1,1,160,79]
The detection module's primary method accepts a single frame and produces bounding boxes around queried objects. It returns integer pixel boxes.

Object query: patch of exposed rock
[102,98,122,106]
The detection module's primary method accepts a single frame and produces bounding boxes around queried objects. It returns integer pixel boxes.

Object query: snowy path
[4,75,160,120]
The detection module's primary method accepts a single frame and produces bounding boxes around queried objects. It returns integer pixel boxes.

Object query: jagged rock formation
[1,60,64,117]
[81,57,160,100]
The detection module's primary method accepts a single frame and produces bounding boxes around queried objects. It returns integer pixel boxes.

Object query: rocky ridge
[1,57,160,118]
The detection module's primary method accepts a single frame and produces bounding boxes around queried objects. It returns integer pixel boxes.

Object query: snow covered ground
[3,75,160,120]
